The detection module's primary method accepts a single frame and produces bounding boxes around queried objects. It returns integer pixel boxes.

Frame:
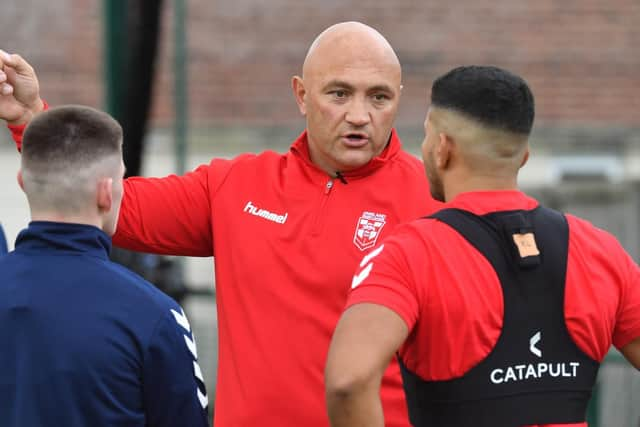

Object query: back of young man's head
[431,65,535,136]
[20,105,124,234]
[422,66,535,201]
[428,65,534,169]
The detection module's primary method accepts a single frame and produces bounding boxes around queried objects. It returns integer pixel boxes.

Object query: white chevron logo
[193,361,204,382]
[171,308,191,333]
[184,334,198,359]
[170,307,208,409]
[197,387,208,409]
[352,263,373,289]
[352,244,385,289]
[530,331,542,358]
[359,244,385,268]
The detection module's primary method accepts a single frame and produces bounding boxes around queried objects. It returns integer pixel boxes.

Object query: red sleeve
[565,214,640,357]
[345,227,420,331]
[612,250,640,349]
[113,163,214,257]
[6,100,49,152]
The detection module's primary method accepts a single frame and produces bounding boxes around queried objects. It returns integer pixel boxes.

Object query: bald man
[0,22,441,426]
[326,66,640,426]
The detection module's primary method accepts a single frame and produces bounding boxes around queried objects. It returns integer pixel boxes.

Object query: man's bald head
[302,22,401,80]
[291,22,402,175]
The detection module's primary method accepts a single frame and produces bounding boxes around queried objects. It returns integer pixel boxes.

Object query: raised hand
[0,50,44,125]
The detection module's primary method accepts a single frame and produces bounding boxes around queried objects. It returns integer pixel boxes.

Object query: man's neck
[30,211,102,230]
[444,175,519,203]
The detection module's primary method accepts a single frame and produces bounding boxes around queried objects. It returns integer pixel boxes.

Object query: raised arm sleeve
[346,230,421,332]
[7,100,49,152]
[113,165,214,256]
[143,307,209,427]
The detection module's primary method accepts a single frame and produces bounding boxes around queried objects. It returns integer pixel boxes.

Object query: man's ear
[520,146,530,169]
[435,132,453,170]
[291,76,307,116]
[16,169,24,191]
[96,177,113,213]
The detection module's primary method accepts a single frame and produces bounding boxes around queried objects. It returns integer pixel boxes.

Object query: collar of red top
[290,129,402,180]
[446,190,539,216]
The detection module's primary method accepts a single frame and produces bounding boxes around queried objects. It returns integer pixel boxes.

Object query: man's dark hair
[431,65,535,135]
[22,105,122,168]
[20,105,123,213]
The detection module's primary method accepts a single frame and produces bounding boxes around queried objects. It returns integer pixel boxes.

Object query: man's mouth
[342,133,369,146]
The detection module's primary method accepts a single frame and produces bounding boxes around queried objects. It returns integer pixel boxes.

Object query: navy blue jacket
[0,222,209,427]
[0,223,7,255]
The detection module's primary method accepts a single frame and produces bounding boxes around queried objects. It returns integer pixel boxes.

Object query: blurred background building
[0,0,638,425]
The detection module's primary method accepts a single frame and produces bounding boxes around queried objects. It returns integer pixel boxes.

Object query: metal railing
[587,350,639,427]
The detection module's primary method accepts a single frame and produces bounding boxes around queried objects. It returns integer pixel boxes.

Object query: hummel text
[243,201,288,224]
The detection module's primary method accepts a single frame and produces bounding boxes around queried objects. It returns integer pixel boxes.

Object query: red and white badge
[353,211,386,251]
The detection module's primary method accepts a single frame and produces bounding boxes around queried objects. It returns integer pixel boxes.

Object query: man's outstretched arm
[0,50,215,257]
[0,50,44,128]
[325,303,409,427]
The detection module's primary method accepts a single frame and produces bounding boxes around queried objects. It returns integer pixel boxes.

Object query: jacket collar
[15,221,111,260]
[289,129,403,180]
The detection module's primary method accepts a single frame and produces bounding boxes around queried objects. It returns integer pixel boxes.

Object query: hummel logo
[530,331,542,358]
[170,307,209,409]
[244,201,288,224]
[351,244,385,289]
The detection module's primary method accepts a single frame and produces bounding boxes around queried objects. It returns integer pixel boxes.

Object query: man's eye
[373,94,388,101]
[333,90,347,98]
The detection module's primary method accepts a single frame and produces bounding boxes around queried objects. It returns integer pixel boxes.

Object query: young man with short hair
[0,105,209,427]
[326,65,640,427]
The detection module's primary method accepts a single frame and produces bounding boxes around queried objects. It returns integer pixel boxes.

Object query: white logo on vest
[489,330,581,385]
[530,331,542,358]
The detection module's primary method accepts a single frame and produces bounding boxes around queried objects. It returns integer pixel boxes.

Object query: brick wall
[1,0,638,130]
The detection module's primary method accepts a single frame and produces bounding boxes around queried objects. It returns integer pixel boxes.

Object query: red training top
[346,190,640,427]
[5,124,442,426]
[114,130,441,426]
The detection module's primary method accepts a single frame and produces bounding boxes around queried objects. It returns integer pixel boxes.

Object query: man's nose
[345,99,371,126]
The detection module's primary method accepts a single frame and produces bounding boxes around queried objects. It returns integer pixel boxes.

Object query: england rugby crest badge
[353,211,387,251]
